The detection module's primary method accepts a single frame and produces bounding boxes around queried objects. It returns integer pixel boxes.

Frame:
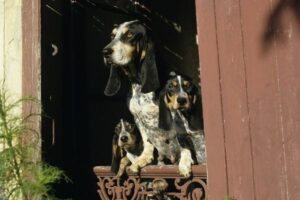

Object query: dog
[111,119,143,177]
[102,20,159,96]
[159,72,206,165]
[103,21,193,177]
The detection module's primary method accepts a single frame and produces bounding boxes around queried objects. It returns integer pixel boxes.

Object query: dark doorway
[41,0,200,199]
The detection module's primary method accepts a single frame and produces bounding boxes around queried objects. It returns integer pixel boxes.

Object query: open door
[41,0,201,199]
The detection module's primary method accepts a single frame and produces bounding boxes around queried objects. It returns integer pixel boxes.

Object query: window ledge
[93,165,207,199]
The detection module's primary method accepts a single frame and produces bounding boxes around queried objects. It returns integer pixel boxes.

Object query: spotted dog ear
[158,90,173,130]
[140,41,160,93]
[111,134,122,174]
[134,126,142,143]
[189,91,204,130]
[133,126,143,151]
[104,67,121,96]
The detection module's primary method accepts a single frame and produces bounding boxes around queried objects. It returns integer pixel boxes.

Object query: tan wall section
[0,0,22,98]
[0,0,22,150]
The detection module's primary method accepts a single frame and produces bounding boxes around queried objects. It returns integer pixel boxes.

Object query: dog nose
[102,48,113,58]
[120,136,128,143]
[177,97,187,105]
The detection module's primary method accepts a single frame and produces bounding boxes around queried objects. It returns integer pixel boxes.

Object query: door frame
[195,1,228,199]
[21,0,227,199]
[22,0,41,157]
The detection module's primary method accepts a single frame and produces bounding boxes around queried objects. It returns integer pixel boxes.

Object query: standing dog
[159,72,206,165]
[111,119,143,177]
[103,21,192,177]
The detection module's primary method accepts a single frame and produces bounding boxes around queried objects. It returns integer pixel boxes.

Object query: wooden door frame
[22,0,40,99]
[21,0,228,199]
[195,1,228,199]
[22,0,41,152]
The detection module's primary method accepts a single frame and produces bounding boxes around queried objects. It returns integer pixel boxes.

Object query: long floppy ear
[134,128,144,153]
[158,91,173,130]
[104,67,121,96]
[140,41,160,93]
[111,134,122,174]
[189,91,204,130]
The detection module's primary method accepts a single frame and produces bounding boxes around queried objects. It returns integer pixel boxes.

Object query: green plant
[0,85,67,200]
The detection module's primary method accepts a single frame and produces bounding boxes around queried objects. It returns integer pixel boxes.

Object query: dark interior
[41,0,200,199]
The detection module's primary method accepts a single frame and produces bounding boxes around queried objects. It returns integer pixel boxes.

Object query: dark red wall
[196,0,300,199]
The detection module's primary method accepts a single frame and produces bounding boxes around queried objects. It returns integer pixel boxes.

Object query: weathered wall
[0,1,22,198]
[196,0,300,199]
[0,0,22,155]
[0,0,22,97]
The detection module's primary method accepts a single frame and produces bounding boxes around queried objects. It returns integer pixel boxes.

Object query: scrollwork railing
[94,165,207,200]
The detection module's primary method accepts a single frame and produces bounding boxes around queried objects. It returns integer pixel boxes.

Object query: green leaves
[0,85,68,200]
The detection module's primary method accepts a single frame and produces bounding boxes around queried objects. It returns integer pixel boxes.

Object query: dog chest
[128,84,158,127]
[126,151,138,163]
[128,84,181,161]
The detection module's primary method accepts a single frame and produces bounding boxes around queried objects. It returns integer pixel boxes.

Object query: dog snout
[120,136,128,143]
[177,97,187,105]
[103,47,113,58]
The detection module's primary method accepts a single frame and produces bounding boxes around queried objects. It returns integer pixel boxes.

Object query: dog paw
[126,164,139,175]
[146,157,154,165]
[178,162,192,177]
[178,148,194,178]
[139,155,154,167]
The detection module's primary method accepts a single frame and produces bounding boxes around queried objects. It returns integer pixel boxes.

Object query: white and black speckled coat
[128,84,181,163]
[174,111,206,164]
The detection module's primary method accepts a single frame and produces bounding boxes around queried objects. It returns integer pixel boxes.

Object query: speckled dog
[111,119,143,177]
[159,72,206,174]
[103,21,192,177]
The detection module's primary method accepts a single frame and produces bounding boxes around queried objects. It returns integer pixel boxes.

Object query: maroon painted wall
[196,0,300,199]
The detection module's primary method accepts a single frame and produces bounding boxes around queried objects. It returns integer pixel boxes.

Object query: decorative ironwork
[94,165,207,200]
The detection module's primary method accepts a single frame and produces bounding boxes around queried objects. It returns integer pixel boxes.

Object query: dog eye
[183,83,190,88]
[111,34,116,40]
[168,84,175,89]
[127,32,133,38]
[183,81,191,88]
[114,126,121,134]
[126,124,135,132]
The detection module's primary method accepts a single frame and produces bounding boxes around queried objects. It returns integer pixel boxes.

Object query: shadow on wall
[263,0,300,48]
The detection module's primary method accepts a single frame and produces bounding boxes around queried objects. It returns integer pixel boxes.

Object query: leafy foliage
[0,85,67,200]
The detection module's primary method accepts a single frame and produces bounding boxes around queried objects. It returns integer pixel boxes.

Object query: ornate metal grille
[94,165,207,200]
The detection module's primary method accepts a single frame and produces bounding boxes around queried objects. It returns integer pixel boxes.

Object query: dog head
[103,20,159,96]
[159,72,203,131]
[111,119,141,173]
